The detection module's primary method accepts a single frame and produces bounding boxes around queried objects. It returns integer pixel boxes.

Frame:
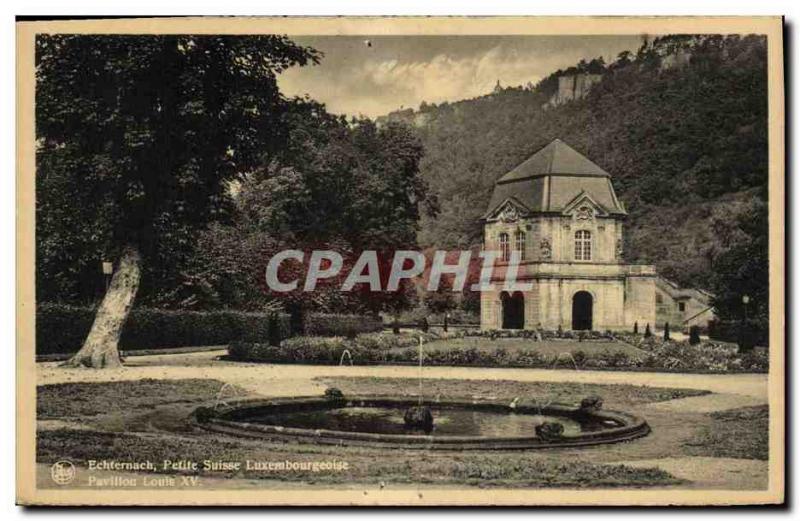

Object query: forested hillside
[387,35,768,295]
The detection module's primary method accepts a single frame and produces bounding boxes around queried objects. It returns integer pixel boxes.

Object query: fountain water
[213,382,246,411]
[339,349,353,366]
[418,336,423,405]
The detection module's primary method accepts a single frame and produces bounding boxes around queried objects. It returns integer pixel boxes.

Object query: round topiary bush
[689,325,701,345]
[403,405,434,431]
[535,421,564,440]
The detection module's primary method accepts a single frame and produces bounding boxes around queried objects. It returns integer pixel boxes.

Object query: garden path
[38,349,768,406]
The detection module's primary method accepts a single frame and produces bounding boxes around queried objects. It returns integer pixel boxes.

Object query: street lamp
[742,294,750,323]
[102,261,113,292]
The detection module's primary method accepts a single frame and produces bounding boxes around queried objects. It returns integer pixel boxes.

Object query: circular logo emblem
[50,460,76,485]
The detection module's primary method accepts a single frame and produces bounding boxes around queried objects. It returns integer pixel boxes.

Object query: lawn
[317,376,709,407]
[683,405,769,460]
[35,377,715,489]
[37,378,247,419]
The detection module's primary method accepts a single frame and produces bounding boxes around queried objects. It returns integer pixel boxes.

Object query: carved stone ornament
[499,203,520,223]
[616,239,624,259]
[540,237,552,260]
[575,205,594,221]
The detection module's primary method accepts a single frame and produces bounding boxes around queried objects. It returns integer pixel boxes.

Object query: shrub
[644,323,652,338]
[595,349,630,368]
[535,421,564,440]
[36,303,291,354]
[570,350,588,368]
[708,318,769,347]
[324,387,345,401]
[193,406,218,423]
[303,313,383,338]
[419,317,430,333]
[267,313,282,347]
[689,326,701,345]
[403,406,434,431]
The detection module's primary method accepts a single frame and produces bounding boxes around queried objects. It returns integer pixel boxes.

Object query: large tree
[710,198,769,327]
[36,34,320,367]
[182,110,435,319]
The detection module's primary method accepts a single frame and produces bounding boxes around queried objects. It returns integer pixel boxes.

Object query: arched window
[575,230,592,261]
[515,231,526,261]
[499,233,510,262]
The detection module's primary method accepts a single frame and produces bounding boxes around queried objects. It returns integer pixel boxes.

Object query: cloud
[277,37,638,118]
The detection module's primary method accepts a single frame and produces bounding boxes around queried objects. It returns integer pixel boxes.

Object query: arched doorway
[501,291,525,329]
[572,291,593,330]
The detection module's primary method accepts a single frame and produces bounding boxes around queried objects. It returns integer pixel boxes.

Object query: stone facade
[655,277,716,331]
[480,139,656,332]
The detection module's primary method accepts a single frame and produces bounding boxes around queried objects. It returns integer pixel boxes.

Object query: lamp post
[739,294,752,353]
[742,294,750,323]
[102,261,113,292]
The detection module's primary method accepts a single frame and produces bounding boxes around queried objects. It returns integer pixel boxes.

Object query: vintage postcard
[16,16,785,506]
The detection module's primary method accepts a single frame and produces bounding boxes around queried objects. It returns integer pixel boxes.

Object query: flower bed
[464,329,615,341]
[229,330,767,373]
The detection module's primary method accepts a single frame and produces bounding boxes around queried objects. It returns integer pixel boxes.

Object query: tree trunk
[62,245,142,368]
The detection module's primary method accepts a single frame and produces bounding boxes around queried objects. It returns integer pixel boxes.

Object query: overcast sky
[277,35,644,118]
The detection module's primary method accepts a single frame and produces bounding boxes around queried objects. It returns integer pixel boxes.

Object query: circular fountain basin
[196,396,650,450]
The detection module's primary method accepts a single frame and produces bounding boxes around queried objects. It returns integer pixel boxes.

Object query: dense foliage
[180,109,435,315]
[36,34,434,328]
[388,35,768,305]
[35,34,320,306]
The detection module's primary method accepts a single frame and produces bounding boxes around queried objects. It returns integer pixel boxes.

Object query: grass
[417,337,646,359]
[317,377,710,408]
[37,378,245,419]
[683,405,769,460]
[37,428,683,488]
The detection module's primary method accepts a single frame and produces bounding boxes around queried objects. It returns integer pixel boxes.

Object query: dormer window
[499,233,510,262]
[575,230,592,261]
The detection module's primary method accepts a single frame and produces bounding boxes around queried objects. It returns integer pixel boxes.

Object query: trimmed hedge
[36,303,292,355]
[708,319,769,348]
[303,313,383,338]
[36,304,385,355]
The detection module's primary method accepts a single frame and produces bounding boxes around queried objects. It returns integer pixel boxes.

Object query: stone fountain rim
[195,395,650,450]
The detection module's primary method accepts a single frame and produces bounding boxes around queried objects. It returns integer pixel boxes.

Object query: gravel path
[37,349,768,404]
